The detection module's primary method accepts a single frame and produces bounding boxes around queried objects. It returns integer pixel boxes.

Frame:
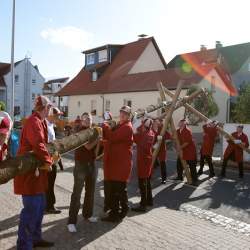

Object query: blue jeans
[17,194,45,250]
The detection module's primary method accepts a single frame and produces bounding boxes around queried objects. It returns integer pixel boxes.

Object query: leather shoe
[33,239,54,248]
[131,205,146,212]
[45,208,61,214]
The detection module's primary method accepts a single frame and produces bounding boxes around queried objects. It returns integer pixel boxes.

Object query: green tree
[185,86,219,125]
[232,84,250,123]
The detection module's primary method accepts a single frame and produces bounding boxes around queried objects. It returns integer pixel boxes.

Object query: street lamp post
[10,0,16,121]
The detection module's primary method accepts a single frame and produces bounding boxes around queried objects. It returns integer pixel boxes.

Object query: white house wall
[68,90,187,124]
[128,41,165,74]
[5,59,45,117]
[190,69,230,133]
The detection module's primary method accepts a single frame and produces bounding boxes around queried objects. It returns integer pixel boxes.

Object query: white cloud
[40,26,92,50]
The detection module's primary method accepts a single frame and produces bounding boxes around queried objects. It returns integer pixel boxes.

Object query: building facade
[0,58,45,118]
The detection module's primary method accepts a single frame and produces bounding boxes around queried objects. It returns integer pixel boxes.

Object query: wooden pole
[0,128,98,184]
[157,82,192,184]
[152,81,184,165]
[164,87,250,154]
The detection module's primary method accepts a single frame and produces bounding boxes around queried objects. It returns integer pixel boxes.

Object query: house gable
[128,40,166,74]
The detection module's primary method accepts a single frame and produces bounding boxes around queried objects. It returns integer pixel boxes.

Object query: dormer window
[92,71,98,81]
[86,53,95,65]
[98,49,108,63]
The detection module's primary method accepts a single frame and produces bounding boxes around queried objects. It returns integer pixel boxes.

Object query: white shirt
[46,119,56,143]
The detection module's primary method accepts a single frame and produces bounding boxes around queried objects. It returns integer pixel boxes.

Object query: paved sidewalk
[0,155,250,249]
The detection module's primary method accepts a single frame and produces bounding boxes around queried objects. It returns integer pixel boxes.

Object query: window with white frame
[91,100,97,114]
[105,100,110,111]
[98,49,108,62]
[32,93,36,100]
[86,53,95,65]
[124,99,132,107]
[32,79,36,84]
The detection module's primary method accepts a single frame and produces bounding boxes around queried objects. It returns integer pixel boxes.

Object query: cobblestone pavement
[0,154,250,250]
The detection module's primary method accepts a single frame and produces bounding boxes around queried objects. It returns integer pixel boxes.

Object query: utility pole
[10,0,16,120]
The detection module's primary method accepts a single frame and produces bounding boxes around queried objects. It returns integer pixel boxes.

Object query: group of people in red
[7,95,249,249]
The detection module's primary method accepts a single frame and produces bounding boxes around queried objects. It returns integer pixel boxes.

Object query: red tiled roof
[57,37,168,96]
[57,37,235,96]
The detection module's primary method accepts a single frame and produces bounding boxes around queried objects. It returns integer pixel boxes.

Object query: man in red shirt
[198,121,218,177]
[221,125,249,178]
[176,119,198,186]
[14,96,54,249]
[132,118,155,212]
[101,106,133,222]
[67,113,99,233]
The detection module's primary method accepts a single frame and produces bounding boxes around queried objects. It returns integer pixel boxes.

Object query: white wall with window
[105,99,111,111]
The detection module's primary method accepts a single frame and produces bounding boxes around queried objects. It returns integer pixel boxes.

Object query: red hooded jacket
[102,121,133,182]
[14,112,53,195]
[134,126,155,178]
[224,132,249,163]
[177,126,196,161]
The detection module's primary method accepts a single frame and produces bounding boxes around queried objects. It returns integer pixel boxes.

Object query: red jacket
[177,126,196,161]
[102,121,133,182]
[224,132,249,163]
[201,125,217,156]
[155,128,171,162]
[14,112,53,195]
[134,126,155,178]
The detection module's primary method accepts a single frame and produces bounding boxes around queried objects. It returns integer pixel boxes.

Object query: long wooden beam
[164,87,250,154]
[152,81,184,165]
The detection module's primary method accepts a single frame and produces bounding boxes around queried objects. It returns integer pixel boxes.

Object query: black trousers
[199,154,215,176]
[104,180,112,212]
[46,164,57,210]
[109,181,129,218]
[68,161,96,224]
[160,161,167,181]
[138,177,153,207]
[177,158,198,183]
[221,153,244,177]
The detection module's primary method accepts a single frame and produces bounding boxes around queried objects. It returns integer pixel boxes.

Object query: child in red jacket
[132,118,155,212]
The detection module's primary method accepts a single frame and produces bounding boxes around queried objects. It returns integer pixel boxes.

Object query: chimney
[216,41,223,49]
[200,45,207,51]
[138,34,148,40]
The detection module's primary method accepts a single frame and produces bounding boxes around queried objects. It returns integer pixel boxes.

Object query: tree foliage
[185,86,219,125]
[232,84,250,123]
[0,101,6,111]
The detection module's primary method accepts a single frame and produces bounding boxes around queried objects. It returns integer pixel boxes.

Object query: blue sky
[1,0,250,79]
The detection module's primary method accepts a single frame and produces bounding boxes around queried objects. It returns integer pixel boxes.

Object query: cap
[34,95,52,109]
[51,106,63,115]
[0,117,10,135]
[120,105,131,114]
[143,118,153,129]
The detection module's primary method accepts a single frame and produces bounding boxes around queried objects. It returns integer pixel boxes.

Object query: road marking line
[180,203,250,236]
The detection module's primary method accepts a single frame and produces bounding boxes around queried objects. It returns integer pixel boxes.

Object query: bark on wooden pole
[152,81,184,165]
[164,87,250,154]
[0,128,98,185]
[157,82,192,184]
